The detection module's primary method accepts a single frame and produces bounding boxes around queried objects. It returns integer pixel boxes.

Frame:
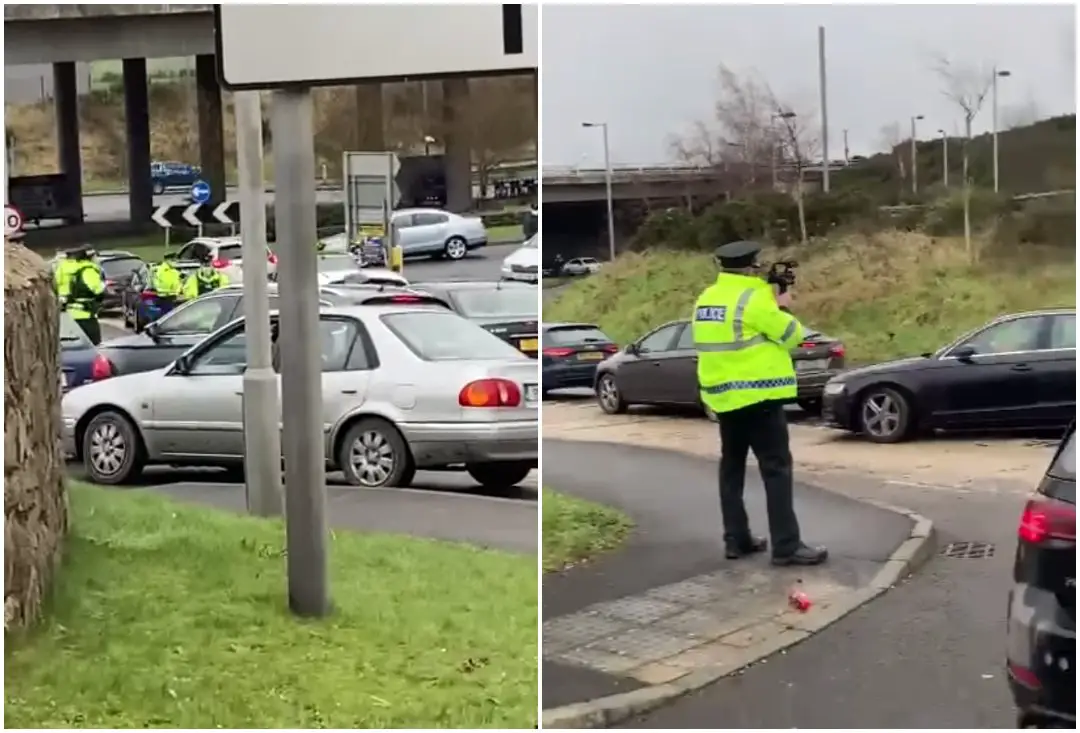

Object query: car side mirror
[171,355,191,375]
[163,252,177,261]
[951,344,977,362]
[144,321,161,341]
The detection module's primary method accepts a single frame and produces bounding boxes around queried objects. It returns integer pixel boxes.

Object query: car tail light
[105,279,115,288]
[91,354,113,381]
[543,347,575,358]
[211,258,229,269]
[268,253,278,265]
[1008,661,1043,690]
[140,291,157,301]
[829,344,845,358]
[459,378,522,408]
[603,344,620,354]
[1018,496,1076,544]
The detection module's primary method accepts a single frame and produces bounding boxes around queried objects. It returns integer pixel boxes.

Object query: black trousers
[74,316,102,346]
[716,399,802,556]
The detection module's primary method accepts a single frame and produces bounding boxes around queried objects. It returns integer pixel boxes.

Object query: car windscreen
[449,288,538,319]
[100,257,142,278]
[544,326,611,346]
[381,311,525,361]
[59,313,90,347]
[216,244,243,261]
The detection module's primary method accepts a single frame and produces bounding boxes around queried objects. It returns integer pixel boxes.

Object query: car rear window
[100,257,142,277]
[1046,427,1076,495]
[217,244,243,261]
[450,288,537,319]
[381,311,525,361]
[544,326,611,347]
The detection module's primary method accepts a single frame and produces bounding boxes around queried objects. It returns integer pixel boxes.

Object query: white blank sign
[215,4,538,90]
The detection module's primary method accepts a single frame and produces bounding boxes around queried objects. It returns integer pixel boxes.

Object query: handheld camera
[765,260,798,294]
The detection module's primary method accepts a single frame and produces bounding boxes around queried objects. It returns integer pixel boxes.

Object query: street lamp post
[937,128,949,188]
[842,128,850,167]
[583,121,615,262]
[910,114,924,195]
[992,67,1012,193]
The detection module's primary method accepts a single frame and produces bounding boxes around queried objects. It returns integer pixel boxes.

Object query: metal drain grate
[940,541,996,559]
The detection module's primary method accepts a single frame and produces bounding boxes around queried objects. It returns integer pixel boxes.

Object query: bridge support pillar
[195,54,226,205]
[123,58,152,223]
[52,61,84,223]
[353,83,385,151]
[440,78,472,213]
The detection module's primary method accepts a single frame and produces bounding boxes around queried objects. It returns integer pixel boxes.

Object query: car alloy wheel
[597,374,627,414]
[339,417,415,488]
[444,236,468,260]
[152,181,165,195]
[89,421,127,477]
[858,387,912,443]
[349,430,396,487]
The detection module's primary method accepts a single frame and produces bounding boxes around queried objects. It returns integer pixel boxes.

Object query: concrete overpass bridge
[541,163,831,204]
[4,4,491,224]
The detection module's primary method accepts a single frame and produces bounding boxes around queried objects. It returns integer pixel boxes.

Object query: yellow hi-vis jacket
[692,272,805,414]
[56,259,105,320]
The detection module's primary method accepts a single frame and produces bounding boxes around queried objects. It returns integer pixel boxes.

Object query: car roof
[999,308,1075,319]
[543,322,600,331]
[394,207,451,216]
[411,279,533,291]
[187,236,243,247]
[98,250,140,260]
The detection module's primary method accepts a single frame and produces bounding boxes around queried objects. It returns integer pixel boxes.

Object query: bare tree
[934,56,995,262]
[878,121,905,184]
[457,76,535,200]
[772,105,820,245]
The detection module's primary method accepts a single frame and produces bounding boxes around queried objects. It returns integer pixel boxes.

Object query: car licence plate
[519,338,538,352]
[578,351,604,361]
[796,358,829,372]
[524,384,538,404]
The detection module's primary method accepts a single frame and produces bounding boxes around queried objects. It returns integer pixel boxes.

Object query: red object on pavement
[788,585,812,612]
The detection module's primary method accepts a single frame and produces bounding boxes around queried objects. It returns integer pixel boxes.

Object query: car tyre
[856,386,913,443]
[82,410,146,485]
[466,461,532,489]
[338,417,415,488]
[443,236,468,261]
[152,181,165,196]
[596,373,628,414]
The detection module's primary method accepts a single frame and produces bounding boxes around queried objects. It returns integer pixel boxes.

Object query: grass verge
[545,231,1076,363]
[542,489,632,573]
[4,482,537,729]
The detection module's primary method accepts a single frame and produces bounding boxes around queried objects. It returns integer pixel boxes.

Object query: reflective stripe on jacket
[692,272,805,414]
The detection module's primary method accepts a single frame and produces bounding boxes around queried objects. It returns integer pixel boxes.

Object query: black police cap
[714,240,763,269]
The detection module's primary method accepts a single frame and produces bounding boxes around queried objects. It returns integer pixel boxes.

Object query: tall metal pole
[843,129,849,166]
[909,115,923,195]
[939,129,949,188]
[236,91,283,518]
[601,123,615,262]
[992,67,999,193]
[818,25,830,193]
[271,88,329,618]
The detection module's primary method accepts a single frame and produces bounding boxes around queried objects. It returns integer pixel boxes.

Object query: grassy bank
[542,489,632,573]
[544,231,1076,363]
[5,483,537,729]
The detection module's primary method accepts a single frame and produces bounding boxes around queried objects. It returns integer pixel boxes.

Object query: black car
[592,319,845,415]
[410,280,539,357]
[1008,422,1075,728]
[97,252,145,312]
[541,323,619,395]
[102,282,439,376]
[821,309,1076,443]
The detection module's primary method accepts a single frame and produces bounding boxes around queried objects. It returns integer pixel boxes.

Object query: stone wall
[4,241,67,630]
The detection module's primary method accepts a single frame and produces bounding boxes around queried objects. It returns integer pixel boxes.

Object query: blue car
[60,312,113,392]
[122,261,198,332]
[150,160,202,196]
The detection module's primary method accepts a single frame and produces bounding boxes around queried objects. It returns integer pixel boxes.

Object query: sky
[541,3,1077,167]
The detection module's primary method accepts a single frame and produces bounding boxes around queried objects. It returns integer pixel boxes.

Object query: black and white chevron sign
[151,201,240,228]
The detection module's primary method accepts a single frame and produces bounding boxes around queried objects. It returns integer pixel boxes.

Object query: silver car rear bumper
[400,419,538,467]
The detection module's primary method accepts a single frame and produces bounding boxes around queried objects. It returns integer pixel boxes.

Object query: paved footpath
[542,439,921,723]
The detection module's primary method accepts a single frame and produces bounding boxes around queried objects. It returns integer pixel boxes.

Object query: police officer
[57,245,106,345]
[182,252,229,300]
[149,258,183,314]
[692,240,828,567]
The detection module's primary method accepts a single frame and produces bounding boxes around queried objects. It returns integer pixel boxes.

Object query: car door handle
[341,389,358,395]
[1011,363,1033,372]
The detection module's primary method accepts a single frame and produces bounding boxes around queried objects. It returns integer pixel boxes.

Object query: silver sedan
[62,303,538,489]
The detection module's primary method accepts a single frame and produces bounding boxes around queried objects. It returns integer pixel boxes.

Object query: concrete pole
[992,68,1000,193]
[843,129,849,166]
[52,62,84,223]
[909,116,921,195]
[195,54,226,205]
[939,130,949,188]
[235,90,283,519]
[122,58,153,223]
[601,124,615,262]
[271,88,329,618]
[817,25,830,193]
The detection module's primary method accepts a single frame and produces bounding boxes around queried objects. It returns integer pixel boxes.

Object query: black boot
[772,544,829,566]
[726,535,769,560]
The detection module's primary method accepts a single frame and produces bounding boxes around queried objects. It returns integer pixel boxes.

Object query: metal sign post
[235,89,283,520]
[343,150,400,247]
